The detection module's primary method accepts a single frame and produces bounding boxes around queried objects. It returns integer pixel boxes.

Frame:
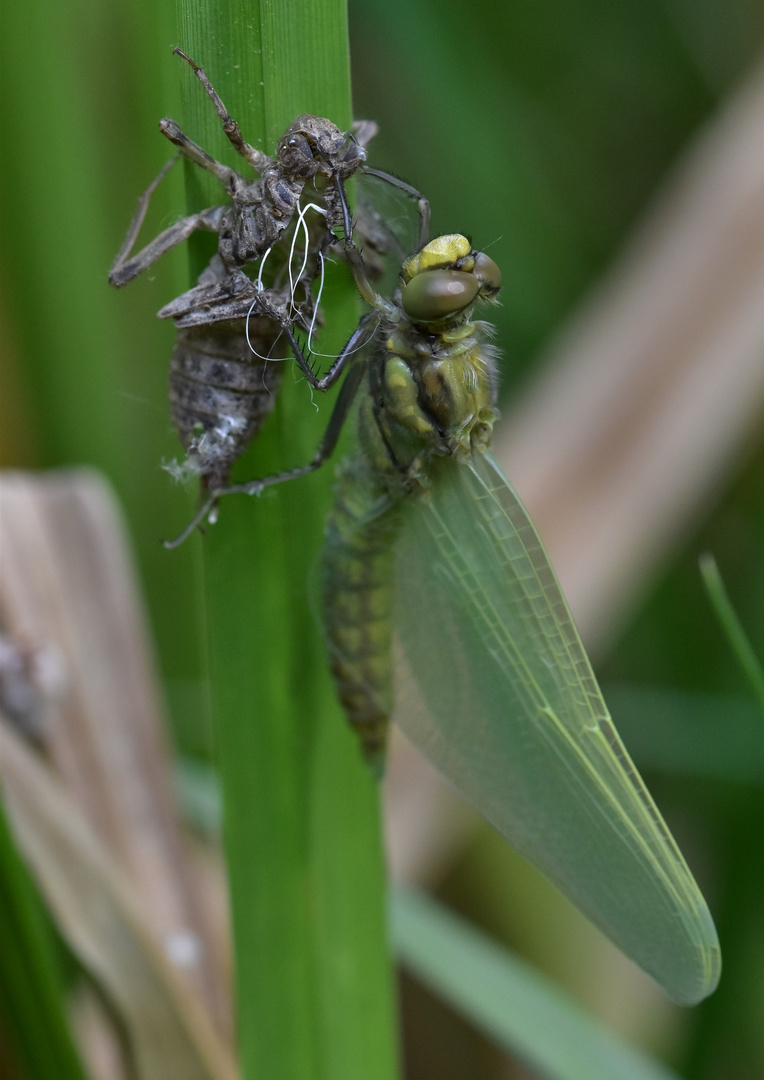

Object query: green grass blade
[0,793,88,1080]
[392,886,683,1080]
[173,3,398,1078]
[699,552,764,713]
[0,0,208,770]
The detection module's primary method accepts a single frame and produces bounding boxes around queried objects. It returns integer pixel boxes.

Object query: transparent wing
[353,170,424,295]
[357,169,422,253]
[392,452,720,1005]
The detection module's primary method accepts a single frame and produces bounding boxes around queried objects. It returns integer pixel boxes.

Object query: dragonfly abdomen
[169,319,284,489]
[322,470,402,767]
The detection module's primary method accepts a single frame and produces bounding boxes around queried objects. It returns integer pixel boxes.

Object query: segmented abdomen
[322,462,402,767]
[169,316,284,489]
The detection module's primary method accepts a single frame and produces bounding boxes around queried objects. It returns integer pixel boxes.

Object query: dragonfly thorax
[360,316,498,490]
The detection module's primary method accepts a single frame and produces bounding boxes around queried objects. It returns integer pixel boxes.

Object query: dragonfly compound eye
[338,136,367,171]
[401,269,480,322]
[277,128,322,178]
[472,251,502,298]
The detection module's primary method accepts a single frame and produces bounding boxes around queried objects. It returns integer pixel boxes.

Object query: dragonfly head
[400,234,501,325]
[277,116,367,180]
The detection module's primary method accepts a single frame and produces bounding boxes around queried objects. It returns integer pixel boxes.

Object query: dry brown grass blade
[0,468,233,1075]
[0,713,237,1080]
[0,469,229,1033]
[496,57,764,651]
[387,56,764,882]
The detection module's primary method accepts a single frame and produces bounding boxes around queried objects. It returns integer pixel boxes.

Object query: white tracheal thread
[245,241,276,360]
[307,249,326,350]
[245,240,291,393]
[286,204,327,415]
[298,203,380,363]
[243,200,376,403]
[287,201,327,318]
[244,201,328,364]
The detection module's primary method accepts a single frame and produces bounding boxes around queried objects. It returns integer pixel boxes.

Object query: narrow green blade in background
[392,886,683,1080]
[0,792,88,1080]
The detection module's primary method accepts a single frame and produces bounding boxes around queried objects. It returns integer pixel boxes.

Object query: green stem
[174,3,398,1078]
[0,797,88,1080]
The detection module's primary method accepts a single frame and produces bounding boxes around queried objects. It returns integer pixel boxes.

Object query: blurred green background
[1,0,763,1076]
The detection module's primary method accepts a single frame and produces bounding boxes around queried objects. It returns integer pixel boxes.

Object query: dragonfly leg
[172,48,271,174]
[109,193,225,287]
[158,117,242,188]
[252,292,377,392]
[162,493,217,551]
[328,174,389,310]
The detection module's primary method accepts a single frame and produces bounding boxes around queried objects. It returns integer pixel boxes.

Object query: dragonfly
[109,48,429,510]
[201,226,722,1007]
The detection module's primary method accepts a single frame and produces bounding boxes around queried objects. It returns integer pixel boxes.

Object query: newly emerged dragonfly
[203,230,721,1006]
[110,48,429,500]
